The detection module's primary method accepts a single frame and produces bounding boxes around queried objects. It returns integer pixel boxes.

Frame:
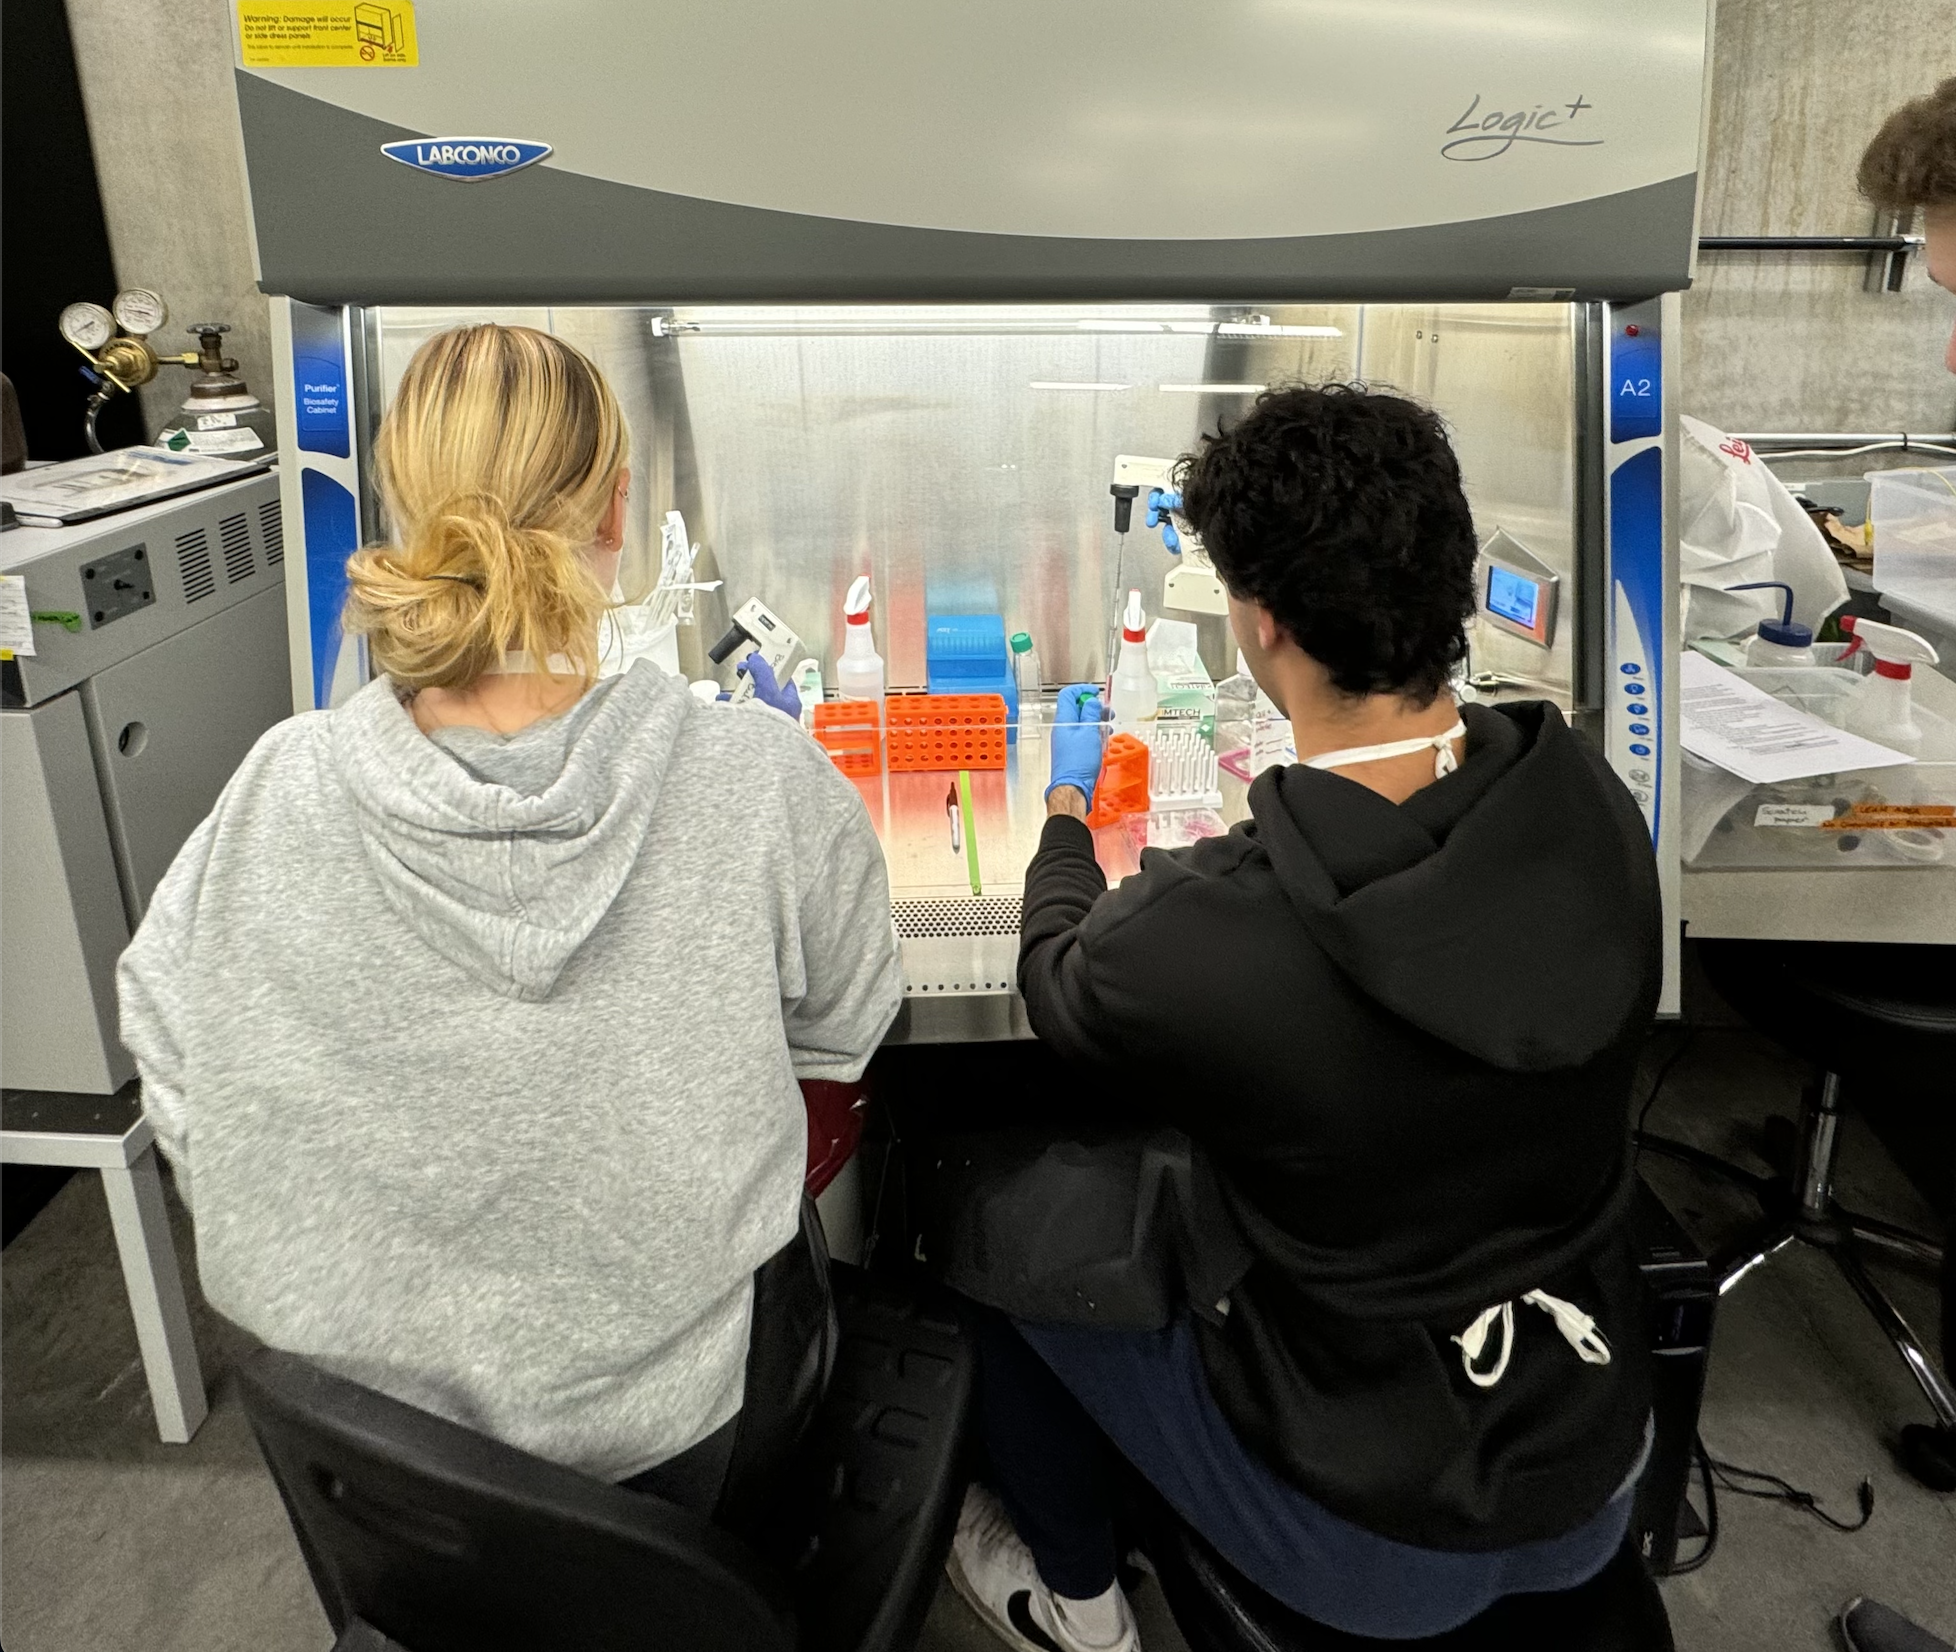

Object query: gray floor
[4,1029,1952,1651]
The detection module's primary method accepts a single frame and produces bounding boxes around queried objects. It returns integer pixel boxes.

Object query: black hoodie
[1017,701,1662,1551]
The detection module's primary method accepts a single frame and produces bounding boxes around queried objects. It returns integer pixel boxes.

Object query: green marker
[958,769,981,896]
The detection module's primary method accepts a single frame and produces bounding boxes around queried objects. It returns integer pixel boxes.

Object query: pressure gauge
[58,301,115,352]
[113,288,169,337]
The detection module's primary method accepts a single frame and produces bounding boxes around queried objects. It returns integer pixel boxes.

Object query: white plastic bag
[1679,417,1847,642]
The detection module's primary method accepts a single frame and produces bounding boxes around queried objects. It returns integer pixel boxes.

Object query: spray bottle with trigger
[1109,589,1158,733]
[837,575,886,707]
[1838,615,1941,756]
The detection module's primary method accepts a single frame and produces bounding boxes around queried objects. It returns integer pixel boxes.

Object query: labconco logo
[380,137,551,182]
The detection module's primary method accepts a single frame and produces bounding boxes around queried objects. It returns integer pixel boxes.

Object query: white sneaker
[944,1483,1144,1652]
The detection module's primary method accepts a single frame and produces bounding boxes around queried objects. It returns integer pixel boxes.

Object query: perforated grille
[891,896,1022,939]
[176,527,215,602]
[220,512,255,583]
[259,498,284,565]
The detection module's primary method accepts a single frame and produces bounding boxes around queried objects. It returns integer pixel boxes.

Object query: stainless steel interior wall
[372,303,1578,698]
[1356,305,1580,698]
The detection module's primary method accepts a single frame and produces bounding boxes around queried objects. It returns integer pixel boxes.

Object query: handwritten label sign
[0,575,34,659]
[1443,94,1601,162]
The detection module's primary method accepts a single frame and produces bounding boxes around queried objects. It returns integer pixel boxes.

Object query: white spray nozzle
[845,575,873,619]
[1840,614,1940,668]
[1122,589,1145,638]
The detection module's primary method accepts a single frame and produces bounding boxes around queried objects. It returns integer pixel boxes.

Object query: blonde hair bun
[344,324,629,692]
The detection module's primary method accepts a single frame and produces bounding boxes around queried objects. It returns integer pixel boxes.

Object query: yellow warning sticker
[237,1,418,67]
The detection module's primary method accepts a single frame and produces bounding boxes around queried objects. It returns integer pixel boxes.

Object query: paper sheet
[1679,650,1912,785]
[0,575,34,658]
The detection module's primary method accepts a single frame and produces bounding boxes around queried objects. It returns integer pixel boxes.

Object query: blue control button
[1624,681,1646,692]
[1628,742,1651,756]
[1629,723,1650,735]
[1628,703,1648,715]
[1620,663,1643,674]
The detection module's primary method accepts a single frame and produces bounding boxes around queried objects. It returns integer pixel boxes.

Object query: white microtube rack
[1147,723,1224,811]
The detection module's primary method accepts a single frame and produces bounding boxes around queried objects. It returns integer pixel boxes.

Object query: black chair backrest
[238,1348,797,1652]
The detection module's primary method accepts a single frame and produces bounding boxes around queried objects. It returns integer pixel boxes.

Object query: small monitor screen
[1487,565,1539,629]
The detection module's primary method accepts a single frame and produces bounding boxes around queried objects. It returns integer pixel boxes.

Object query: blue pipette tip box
[926,614,1019,740]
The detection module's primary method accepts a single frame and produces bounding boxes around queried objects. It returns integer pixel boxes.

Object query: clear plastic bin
[1683,660,1956,870]
[1869,465,1956,590]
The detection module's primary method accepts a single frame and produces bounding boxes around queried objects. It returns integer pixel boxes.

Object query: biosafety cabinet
[228,0,1710,1014]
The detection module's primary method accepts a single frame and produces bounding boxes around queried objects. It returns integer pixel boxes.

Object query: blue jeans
[979,1310,1642,1640]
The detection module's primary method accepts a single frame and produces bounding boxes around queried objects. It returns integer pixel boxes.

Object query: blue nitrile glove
[1048,683,1109,803]
[1147,487,1183,554]
[735,651,801,720]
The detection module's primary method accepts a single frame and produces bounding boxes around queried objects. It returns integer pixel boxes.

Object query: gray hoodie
[117,663,902,1480]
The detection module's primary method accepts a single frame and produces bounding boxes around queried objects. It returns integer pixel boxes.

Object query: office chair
[1645,939,1955,1491]
[238,1264,973,1652]
[1139,1493,1673,1652]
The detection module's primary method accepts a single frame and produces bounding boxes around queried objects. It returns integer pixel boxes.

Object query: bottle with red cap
[837,575,885,708]
[1109,588,1158,733]
[1839,614,1940,756]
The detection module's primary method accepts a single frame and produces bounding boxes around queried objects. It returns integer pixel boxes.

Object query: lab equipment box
[1,472,291,1093]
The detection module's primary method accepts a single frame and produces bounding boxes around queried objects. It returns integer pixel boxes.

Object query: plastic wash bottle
[1839,615,1941,756]
[1109,589,1158,732]
[1726,581,1817,666]
[837,575,885,706]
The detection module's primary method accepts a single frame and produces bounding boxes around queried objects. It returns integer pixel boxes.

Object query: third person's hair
[1858,75,1956,214]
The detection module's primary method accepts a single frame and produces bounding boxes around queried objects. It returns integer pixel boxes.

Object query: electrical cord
[1705,1448,1875,1532]
[1631,1027,1698,1162]
[1669,1431,1876,1573]
[1664,1438,1719,1574]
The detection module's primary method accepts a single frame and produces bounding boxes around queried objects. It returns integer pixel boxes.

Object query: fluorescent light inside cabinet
[1029,380,1131,391]
[1159,383,1267,395]
[1216,323,1344,338]
[1076,319,1165,333]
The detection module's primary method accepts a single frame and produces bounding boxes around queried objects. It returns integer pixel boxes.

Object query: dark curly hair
[1176,383,1478,703]
[1858,76,1956,213]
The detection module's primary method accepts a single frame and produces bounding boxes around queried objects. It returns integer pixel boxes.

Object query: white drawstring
[1304,719,1466,780]
[1452,1289,1612,1389]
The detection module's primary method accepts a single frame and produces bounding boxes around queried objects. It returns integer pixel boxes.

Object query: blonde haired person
[117,324,902,1508]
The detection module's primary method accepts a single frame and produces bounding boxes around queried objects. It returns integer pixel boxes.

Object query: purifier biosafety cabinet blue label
[379,138,551,182]
[274,300,367,712]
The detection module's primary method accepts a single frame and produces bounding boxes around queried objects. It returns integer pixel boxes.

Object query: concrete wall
[65,0,269,441]
[1684,0,1956,475]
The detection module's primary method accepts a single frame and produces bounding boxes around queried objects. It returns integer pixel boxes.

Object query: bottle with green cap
[1010,629,1044,741]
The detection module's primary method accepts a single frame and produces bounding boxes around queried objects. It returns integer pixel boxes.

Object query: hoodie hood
[331,663,693,1001]
[1249,702,1660,1071]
